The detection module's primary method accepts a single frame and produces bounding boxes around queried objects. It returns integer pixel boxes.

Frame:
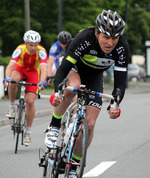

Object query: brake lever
[57,78,68,99]
[58,78,68,91]
[37,84,41,99]
[112,88,121,110]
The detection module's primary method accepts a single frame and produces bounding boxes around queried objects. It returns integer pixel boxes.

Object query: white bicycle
[39,78,121,178]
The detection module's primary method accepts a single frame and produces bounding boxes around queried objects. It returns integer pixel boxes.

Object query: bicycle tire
[42,158,52,178]
[21,112,26,145]
[42,150,58,178]
[15,99,24,154]
[64,117,88,178]
[50,147,66,178]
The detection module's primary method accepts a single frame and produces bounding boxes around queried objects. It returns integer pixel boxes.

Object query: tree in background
[0,0,150,57]
[127,0,150,55]
[0,0,24,56]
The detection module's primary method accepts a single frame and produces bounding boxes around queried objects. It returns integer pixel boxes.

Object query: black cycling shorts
[72,65,104,110]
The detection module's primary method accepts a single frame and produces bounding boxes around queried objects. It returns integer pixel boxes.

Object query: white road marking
[83,161,117,177]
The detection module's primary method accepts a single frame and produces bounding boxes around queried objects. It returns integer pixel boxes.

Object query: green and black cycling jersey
[55,27,130,103]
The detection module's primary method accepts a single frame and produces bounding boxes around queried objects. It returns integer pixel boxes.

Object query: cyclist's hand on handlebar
[109,104,121,119]
[49,93,62,106]
[38,81,47,90]
[46,76,52,86]
[3,76,11,87]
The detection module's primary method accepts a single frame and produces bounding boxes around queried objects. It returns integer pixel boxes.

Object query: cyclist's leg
[25,92,37,128]
[25,69,39,128]
[45,71,80,149]
[69,70,103,175]
[7,67,23,118]
[54,70,80,117]
[73,106,100,157]
[8,71,21,101]
[49,70,80,129]
[86,106,100,145]
[23,92,36,146]
[85,71,103,147]
[24,70,38,145]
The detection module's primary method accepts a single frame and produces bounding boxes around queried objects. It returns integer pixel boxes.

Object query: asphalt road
[1,83,150,178]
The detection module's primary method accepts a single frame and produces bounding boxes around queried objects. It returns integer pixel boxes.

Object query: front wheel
[42,153,54,178]
[64,118,88,178]
[42,148,60,178]
[15,99,24,154]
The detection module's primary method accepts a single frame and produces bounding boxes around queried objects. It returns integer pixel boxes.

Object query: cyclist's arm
[5,61,16,78]
[54,57,74,92]
[47,55,55,77]
[112,37,129,104]
[112,69,127,103]
[3,61,16,87]
[40,64,47,88]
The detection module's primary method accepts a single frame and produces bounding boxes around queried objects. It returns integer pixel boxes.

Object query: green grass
[0,56,10,70]
[42,81,54,94]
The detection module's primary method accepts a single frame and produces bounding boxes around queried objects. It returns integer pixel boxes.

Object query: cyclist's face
[26,43,39,55]
[96,32,119,54]
[59,42,67,50]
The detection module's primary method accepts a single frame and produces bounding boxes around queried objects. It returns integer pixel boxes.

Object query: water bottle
[64,123,73,146]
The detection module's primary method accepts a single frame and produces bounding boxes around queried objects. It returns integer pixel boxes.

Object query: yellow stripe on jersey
[66,56,77,64]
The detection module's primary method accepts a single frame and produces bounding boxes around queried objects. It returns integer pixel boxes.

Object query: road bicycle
[6,80,40,154]
[39,78,120,178]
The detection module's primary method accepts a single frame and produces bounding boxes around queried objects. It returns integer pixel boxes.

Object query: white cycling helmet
[23,30,41,43]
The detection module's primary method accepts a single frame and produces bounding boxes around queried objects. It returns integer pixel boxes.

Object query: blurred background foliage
[0,0,150,58]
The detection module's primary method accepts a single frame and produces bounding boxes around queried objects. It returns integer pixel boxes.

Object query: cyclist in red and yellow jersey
[3,30,48,146]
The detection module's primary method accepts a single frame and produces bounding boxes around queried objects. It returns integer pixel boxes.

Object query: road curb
[0,109,51,128]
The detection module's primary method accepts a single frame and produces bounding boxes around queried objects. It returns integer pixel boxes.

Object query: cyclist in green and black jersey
[45,9,130,177]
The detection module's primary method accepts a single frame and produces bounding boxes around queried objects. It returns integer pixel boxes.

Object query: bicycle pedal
[9,117,15,120]
[11,125,14,130]
[39,156,47,168]
[39,162,45,168]
[39,161,45,167]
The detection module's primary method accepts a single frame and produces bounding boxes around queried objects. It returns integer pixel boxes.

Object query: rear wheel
[64,118,88,178]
